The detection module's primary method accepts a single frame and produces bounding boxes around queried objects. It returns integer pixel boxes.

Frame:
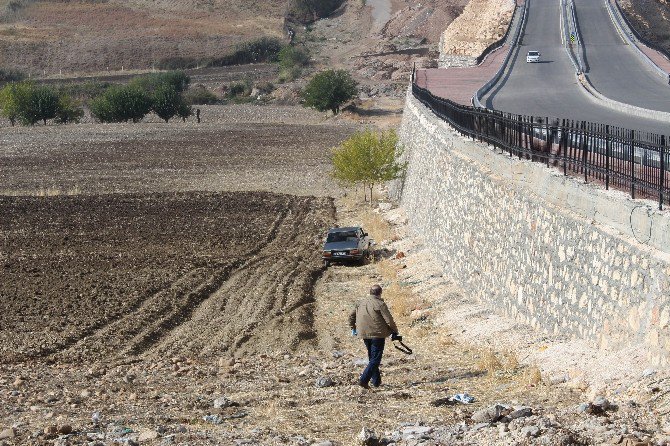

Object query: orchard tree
[91,84,152,123]
[302,69,357,115]
[0,83,26,126]
[55,95,85,124]
[331,129,406,203]
[151,84,181,123]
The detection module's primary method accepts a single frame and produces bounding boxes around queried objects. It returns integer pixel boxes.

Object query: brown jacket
[349,294,399,339]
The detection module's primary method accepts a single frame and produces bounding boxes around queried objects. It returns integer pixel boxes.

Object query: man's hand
[391,333,402,341]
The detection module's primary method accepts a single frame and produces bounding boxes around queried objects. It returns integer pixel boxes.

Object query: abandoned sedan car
[322,226,371,266]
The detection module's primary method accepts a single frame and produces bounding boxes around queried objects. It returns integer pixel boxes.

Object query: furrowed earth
[0,76,668,446]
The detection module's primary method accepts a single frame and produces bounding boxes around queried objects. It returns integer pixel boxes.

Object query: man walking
[349,284,400,389]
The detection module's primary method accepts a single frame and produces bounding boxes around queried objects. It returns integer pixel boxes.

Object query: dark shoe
[371,381,381,388]
[358,380,370,389]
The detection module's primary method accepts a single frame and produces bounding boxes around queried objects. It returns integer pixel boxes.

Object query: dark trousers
[361,338,385,387]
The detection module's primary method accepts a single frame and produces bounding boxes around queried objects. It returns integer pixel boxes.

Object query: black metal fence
[412,82,670,210]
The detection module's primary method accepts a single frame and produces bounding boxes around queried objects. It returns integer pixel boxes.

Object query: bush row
[0,71,205,126]
[0,83,83,126]
[157,37,285,71]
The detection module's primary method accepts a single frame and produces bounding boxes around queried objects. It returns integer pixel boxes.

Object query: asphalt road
[575,0,670,113]
[482,0,670,135]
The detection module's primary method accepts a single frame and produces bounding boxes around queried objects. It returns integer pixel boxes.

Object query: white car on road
[526,51,541,63]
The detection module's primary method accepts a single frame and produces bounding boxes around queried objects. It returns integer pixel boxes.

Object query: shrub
[278,46,310,81]
[0,68,26,83]
[90,84,152,123]
[227,79,252,98]
[156,57,201,71]
[302,69,357,114]
[287,0,344,23]
[183,84,219,105]
[131,71,190,94]
[55,95,85,124]
[151,84,185,123]
[331,129,406,203]
[209,37,284,67]
[254,82,275,95]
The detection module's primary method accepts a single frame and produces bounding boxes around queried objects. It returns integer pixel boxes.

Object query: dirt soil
[0,192,334,364]
[0,104,356,197]
[1,193,667,446]
[0,0,286,74]
[619,0,670,54]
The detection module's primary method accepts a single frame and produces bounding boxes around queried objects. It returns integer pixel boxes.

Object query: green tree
[131,71,190,94]
[331,129,406,203]
[90,84,152,123]
[176,101,193,122]
[302,69,357,114]
[151,84,181,123]
[0,83,26,126]
[18,85,60,125]
[55,95,84,124]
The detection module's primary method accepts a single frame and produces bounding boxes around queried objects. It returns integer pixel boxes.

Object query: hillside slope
[620,0,670,55]
[0,0,287,74]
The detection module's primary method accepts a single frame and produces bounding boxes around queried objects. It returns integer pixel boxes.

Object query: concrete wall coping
[408,88,670,261]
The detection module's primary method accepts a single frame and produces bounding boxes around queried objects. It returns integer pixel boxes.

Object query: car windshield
[528,51,539,56]
[327,231,358,243]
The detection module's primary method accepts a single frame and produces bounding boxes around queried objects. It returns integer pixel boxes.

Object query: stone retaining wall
[394,90,670,366]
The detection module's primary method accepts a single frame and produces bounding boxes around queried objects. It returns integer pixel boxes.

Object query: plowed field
[0,104,352,366]
[0,192,334,364]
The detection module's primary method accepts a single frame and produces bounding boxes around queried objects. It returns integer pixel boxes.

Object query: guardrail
[472,0,528,108]
[413,81,670,210]
[562,0,584,73]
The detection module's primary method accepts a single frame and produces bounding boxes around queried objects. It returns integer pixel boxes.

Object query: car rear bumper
[323,253,364,263]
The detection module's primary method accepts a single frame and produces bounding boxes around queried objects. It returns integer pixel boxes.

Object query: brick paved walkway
[415,45,509,106]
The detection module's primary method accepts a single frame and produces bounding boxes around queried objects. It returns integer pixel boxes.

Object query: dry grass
[521,365,544,387]
[362,209,396,244]
[0,186,81,197]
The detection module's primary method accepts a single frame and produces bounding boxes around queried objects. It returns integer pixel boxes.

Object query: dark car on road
[322,226,371,266]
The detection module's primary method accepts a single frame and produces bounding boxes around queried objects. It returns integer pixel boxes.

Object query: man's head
[370,284,382,296]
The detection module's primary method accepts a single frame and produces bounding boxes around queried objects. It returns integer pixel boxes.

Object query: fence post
[630,129,636,199]
[518,115,523,158]
[605,124,610,190]
[582,121,588,183]
[545,117,550,167]
[661,135,666,210]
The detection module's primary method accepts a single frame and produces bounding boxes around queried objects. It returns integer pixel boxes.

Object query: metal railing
[412,81,670,210]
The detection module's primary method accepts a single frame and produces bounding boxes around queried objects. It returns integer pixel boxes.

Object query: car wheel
[323,260,330,268]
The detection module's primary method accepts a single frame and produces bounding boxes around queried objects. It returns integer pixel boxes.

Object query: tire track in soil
[146,196,333,360]
[53,202,294,363]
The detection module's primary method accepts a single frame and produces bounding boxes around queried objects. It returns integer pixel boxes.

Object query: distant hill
[0,0,288,74]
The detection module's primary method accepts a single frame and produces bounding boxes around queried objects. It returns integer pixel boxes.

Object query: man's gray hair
[370,284,382,296]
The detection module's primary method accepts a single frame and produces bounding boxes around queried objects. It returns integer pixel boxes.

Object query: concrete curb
[563,0,670,124]
[578,74,670,123]
[472,0,528,108]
